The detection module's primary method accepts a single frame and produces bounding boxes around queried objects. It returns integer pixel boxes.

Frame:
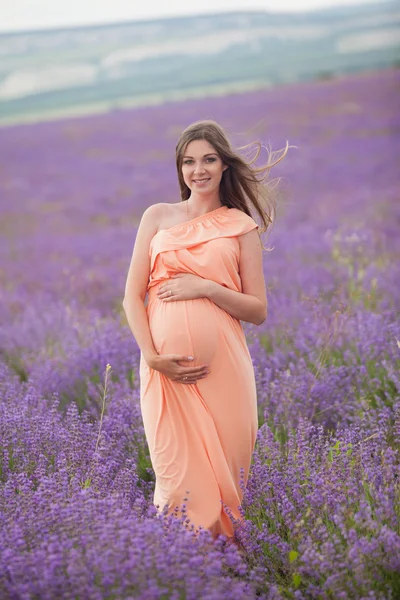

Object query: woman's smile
[193,177,211,185]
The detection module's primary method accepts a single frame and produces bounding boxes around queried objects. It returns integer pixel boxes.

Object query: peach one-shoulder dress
[139,205,259,540]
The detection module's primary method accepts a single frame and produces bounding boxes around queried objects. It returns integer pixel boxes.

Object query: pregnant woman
[122,119,288,543]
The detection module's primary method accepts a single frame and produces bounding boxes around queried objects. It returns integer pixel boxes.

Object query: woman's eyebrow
[183,153,218,158]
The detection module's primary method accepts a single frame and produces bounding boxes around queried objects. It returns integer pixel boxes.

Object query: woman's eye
[183,158,217,165]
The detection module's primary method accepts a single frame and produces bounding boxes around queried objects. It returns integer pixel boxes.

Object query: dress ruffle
[149,206,258,271]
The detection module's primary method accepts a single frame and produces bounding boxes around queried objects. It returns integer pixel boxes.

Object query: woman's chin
[188,182,219,195]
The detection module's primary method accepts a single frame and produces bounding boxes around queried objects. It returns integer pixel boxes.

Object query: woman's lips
[193,178,210,184]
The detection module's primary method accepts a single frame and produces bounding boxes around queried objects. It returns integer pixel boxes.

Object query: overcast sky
[0,0,383,32]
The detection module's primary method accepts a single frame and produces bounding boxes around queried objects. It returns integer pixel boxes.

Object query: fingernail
[187,356,194,360]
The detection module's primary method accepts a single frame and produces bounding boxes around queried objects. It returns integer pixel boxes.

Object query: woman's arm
[205,228,267,325]
[122,204,163,365]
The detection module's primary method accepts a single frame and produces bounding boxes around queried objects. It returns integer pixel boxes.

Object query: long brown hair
[175,119,291,238]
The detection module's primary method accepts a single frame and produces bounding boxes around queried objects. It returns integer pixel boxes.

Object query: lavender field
[1,67,399,599]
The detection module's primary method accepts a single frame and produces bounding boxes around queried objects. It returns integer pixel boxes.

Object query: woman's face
[181,139,227,195]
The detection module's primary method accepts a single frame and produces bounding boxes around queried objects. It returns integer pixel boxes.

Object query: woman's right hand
[147,354,210,384]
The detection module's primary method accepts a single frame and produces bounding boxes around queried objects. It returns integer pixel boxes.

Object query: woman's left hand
[157,273,209,301]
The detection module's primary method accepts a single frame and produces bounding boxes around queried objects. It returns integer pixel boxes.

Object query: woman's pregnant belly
[147,296,219,367]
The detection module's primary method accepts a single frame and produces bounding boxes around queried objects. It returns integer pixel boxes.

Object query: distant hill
[0,0,399,125]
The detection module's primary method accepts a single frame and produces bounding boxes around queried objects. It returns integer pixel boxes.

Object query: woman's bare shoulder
[141,203,166,218]
[146,202,186,232]
[142,202,183,218]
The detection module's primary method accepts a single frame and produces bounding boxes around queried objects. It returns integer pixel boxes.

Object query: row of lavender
[1,67,399,598]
